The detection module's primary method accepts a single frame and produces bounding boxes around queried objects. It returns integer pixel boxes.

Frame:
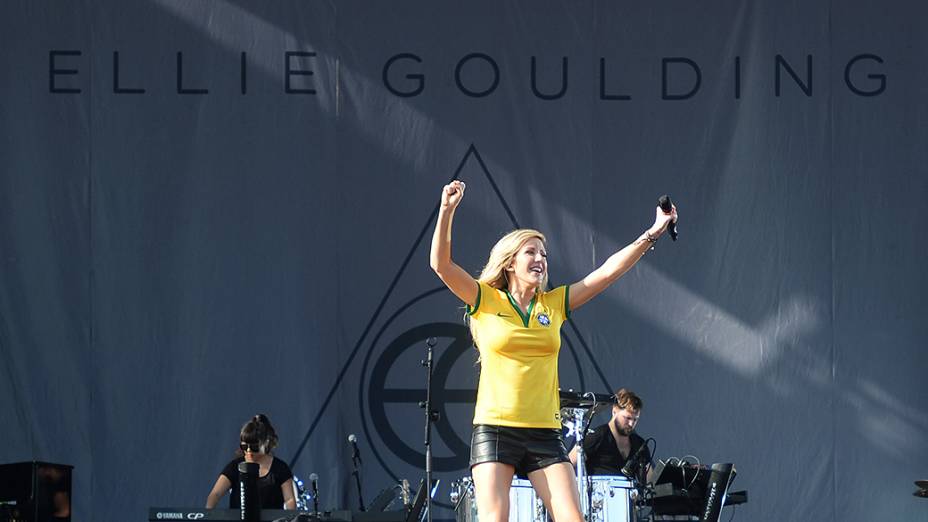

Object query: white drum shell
[509,479,546,522]
[589,476,634,522]
[453,477,546,522]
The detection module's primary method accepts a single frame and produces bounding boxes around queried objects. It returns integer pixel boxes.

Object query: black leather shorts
[469,424,569,475]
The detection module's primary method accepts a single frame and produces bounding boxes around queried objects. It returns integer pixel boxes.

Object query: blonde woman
[429,180,676,522]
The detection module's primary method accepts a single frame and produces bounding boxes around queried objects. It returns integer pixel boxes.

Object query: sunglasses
[240,441,265,453]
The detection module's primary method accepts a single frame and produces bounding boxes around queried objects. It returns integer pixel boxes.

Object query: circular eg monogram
[366,322,476,472]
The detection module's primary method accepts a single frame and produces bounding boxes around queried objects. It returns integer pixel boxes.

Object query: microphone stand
[352,448,365,511]
[573,393,598,522]
[622,438,654,521]
[309,473,320,516]
[419,337,439,522]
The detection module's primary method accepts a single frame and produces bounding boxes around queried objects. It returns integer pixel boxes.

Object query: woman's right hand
[441,180,466,209]
[431,179,477,308]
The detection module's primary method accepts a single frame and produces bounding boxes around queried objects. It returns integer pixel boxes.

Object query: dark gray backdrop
[1,1,926,521]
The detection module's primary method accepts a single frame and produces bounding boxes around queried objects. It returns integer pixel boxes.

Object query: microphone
[309,473,320,514]
[348,434,366,510]
[620,442,650,479]
[237,461,260,522]
[658,195,678,241]
[348,434,362,465]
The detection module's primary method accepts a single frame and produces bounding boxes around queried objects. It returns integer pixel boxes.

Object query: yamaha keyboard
[149,508,332,521]
[148,508,412,522]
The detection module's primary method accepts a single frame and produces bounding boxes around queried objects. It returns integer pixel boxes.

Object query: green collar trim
[505,290,537,327]
[564,284,571,319]
[466,282,482,316]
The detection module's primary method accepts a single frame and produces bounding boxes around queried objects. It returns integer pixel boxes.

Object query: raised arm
[569,204,678,311]
[429,180,478,306]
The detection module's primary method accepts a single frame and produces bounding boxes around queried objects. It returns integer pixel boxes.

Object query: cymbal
[915,479,928,489]
[559,389,614,409]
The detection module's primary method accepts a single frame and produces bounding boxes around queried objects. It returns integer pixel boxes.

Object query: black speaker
[0,462,73,522]
[700,463,735,522]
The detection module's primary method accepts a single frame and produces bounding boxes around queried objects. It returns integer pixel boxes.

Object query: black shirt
[220,456,293,509]
[581,424,651,480]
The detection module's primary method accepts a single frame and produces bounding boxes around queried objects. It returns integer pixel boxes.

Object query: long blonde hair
[468,229,548,346]
[477,228,549,291]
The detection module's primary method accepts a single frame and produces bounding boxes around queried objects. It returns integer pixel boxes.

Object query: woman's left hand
[650,204,678,236]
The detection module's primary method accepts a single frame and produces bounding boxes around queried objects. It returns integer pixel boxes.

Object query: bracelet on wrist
[637,231,658,253]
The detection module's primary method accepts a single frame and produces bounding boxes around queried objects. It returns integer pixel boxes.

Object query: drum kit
[451,390,639,522]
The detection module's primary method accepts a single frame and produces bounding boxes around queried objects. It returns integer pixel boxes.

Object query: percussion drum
[588,475,634,522]
[451,477,547,522]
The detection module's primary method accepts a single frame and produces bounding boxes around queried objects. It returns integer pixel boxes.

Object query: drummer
[569,388,653,483]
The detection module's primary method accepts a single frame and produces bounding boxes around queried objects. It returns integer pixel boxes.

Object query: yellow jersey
[468,281,570,428]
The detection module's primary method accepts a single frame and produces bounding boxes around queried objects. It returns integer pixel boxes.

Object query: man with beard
[568,388,652,483]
